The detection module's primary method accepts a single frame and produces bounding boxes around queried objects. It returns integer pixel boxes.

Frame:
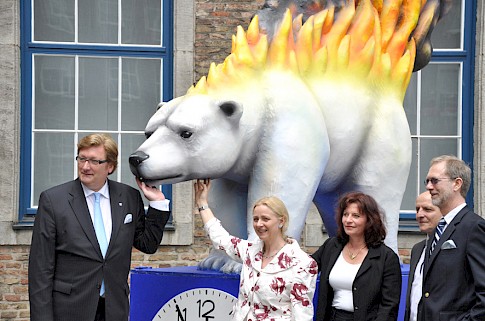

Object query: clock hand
[176,303,186,321]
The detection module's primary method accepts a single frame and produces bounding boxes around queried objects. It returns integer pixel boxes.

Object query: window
[19,0,173,223]
[399,0,475,229]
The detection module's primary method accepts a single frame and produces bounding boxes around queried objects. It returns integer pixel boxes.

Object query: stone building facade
[1,0,484,319]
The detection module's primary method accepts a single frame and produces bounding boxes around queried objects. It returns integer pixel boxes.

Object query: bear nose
[129,151,150,177]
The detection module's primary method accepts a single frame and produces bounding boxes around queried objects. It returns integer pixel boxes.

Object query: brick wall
[0,246,30,321]
[194,0,265,81]
[0,219,411,320]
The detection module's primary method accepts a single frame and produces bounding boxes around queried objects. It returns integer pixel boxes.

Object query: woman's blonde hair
[253,196,289,236]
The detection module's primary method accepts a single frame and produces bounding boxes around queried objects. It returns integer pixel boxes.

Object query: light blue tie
[430,218,446,254]
[93,192,108,296]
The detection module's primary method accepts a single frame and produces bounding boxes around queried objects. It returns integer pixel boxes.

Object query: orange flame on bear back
[188,0,426,100]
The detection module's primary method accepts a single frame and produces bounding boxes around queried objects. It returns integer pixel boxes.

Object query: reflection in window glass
[23,0,171,222]
[402,139,418,211]
[121,58,161,130]
[420,138,459,184]
[421,63,461,136]
[33,132,75,206]
[79,0,118,43]
[34,55,75,130]
[403,73,418,135]
[34,0,75,42]
[78,58,119,130]
[431,0,462,49]
[122,0,161,45]
[121,134,149,206]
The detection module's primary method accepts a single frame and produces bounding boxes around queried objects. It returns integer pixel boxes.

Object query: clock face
[152,288,237,321]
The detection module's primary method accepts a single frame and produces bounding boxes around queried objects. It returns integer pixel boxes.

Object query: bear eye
[180,130,192,139]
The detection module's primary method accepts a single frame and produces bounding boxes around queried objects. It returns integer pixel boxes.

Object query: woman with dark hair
[311,192,402,321]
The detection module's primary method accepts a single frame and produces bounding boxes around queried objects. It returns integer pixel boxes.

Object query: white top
[410,245,426,321]
[329,252,361,312]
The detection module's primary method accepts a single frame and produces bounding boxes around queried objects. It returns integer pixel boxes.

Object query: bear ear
[219,101,243,123]
[156,101,166,110]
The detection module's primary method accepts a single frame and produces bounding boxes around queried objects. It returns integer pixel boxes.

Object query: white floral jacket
[205,218,318,321]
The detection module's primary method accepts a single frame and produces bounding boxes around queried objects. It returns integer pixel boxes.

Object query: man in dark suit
[28,133,171,321]
[420,155,485,321]
[404,192,441,321]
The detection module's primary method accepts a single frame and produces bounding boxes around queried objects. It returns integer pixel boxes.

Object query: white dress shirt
[410,245,426,321]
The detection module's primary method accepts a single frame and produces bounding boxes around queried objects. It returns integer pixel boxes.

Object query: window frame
[18,0,174,225]
[398,0,476,231]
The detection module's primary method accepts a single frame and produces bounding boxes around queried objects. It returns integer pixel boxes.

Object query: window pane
[121,134,149,206]
[420,138,459,188]
[121,58,161,130]
[79,57,119,130]
[421,64,460,136]
[403,73,418,135]
[34,55,75,130]
[34,0,75,42]
[431,0,462,49]
[122,0,161,45]
[79,0,118,44]
[33,132,75,206]
[401,139,418,211]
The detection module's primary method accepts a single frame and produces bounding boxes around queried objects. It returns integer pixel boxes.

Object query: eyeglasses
[76,156,109,166]
[424,177,454,186]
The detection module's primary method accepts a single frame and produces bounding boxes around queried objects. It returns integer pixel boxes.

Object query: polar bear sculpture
[130,0,450,272]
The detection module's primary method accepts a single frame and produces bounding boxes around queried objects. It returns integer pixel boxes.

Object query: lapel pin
[119,202,123,206]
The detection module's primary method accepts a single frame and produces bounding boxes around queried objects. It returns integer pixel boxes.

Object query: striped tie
[430,218,446,254]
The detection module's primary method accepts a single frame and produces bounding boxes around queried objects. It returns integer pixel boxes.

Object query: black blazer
[311,237,402,321]
[28,179,170,321]
[403,239,426,321]
[420,206,485,321]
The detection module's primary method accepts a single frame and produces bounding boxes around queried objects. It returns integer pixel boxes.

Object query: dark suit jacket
[28,179,170,321]
[420,205,485,321]
[403,239,426,321]
[311,237,402,321]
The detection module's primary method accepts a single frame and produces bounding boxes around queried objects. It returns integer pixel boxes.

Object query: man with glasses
[404,192,442,321]
[419,155,485,321]
[29,133,171,321]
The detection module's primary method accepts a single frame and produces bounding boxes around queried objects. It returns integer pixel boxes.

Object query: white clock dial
[152,288,237,321]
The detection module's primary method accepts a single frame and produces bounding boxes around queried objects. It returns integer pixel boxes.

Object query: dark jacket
[403,240,426,321]
[420,206,485,321]
[28,179,170,321]
[311,237,402,321]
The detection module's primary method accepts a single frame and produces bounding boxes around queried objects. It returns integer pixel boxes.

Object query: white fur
[132,70,411,272]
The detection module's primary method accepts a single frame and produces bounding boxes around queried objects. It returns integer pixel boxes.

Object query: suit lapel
[248,241,264,272]
[69,179,103,259]
[355,247,380,279]
[409,240,426,284]
[107,180,124,257]
[425,206,470,276]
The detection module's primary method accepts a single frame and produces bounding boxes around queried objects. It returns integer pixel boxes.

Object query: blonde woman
[195,179,317,320]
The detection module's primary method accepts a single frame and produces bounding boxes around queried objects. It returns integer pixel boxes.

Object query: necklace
[347,244,366,260]
[262,244,286,259]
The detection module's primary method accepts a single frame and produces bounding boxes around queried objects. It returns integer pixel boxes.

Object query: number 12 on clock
[153,288,236,320]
